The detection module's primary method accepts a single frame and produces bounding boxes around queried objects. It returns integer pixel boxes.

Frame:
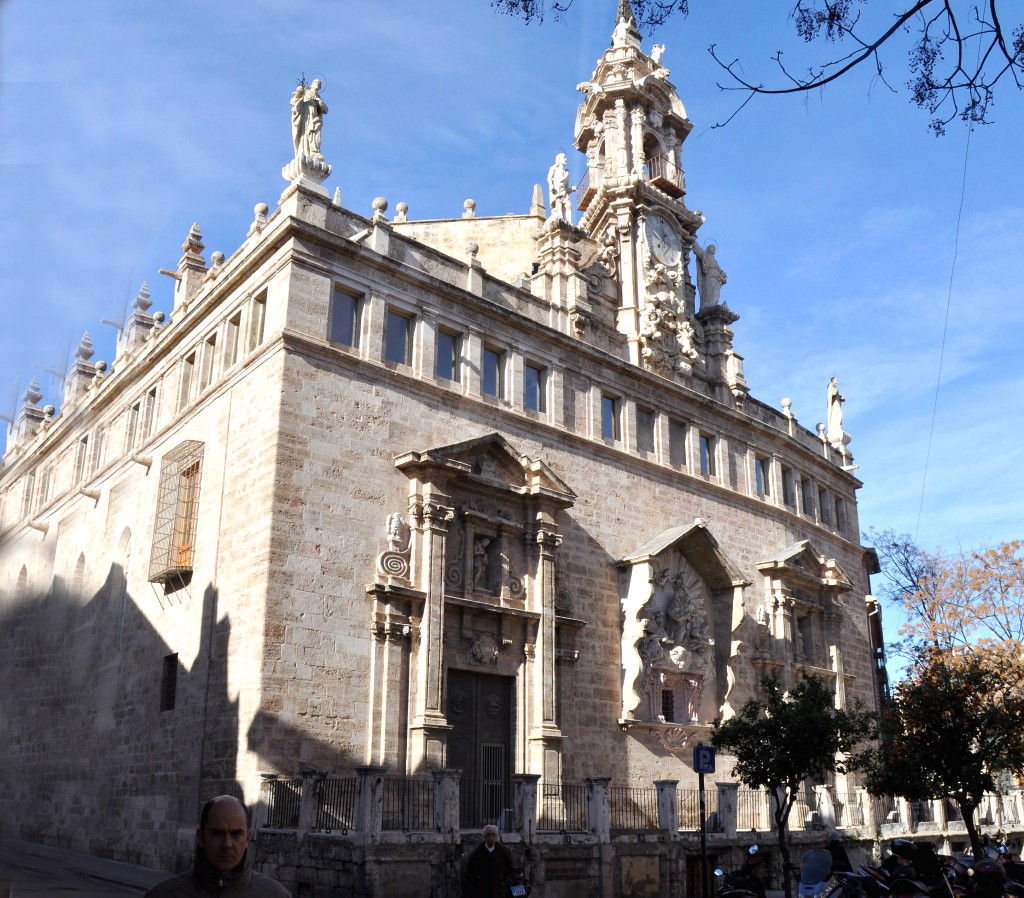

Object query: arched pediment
[619,518,748,590]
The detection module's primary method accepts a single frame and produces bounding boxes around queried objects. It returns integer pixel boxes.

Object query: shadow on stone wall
[0,570,241,870]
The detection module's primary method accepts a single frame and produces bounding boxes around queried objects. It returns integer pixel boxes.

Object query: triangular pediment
[394,432,575,507]
[619,519,748,590]
[757,540,853,591]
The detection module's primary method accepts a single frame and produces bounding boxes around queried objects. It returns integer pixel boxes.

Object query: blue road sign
[694,744,715,774]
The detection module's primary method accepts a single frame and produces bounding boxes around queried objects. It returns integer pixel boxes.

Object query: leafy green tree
[711,674,875,898]
[492,1,1024,132]
[861,644,1024,859]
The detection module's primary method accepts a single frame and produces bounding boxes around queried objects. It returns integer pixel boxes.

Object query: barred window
[160,653,178,712]
[148,441,204,585]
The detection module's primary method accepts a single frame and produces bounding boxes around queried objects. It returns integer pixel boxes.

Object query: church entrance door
[446,669,514,830]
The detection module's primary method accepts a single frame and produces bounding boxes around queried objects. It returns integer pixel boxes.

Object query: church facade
[0,2,881,871]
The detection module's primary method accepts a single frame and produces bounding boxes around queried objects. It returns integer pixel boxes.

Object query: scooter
[800,849,836,898]
[715,845,768,898]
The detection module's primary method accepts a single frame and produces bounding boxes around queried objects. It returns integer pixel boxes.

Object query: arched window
[72,553,86,598]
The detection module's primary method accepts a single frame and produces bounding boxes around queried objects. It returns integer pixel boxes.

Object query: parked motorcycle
[800,849,836,898]
[715,845,768,898]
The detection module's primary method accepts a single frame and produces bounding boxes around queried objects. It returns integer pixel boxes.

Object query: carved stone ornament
[654,726,696,753]
[376,511,411,582]
[639,262,702,378]
[470,634,500,665]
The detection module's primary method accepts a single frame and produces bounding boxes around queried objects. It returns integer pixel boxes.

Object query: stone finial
[394,202,409,222]
[781,397,793,419]
[332,187,342,207]
[75,332,95,362]
[530,184,545,218]
[211,251,225,270]
[95,360,107,375]
[132,283,152,312]
[23,378,42,407]
[462,198,477,219]
[371,197,388,222]
[248,203,269,236]
[466,242,480,260]
[181,222,205,262]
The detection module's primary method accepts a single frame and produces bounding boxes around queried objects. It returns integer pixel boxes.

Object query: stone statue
[473,537,491,589]
[291,79,328,161]
[547,153,572,223]
[694,243,727,310]
[826,376,845,443]
[386,512,406,551]
[651,43,666,65]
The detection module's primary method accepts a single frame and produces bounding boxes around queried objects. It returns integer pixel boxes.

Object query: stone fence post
[433,769,461,842]
[355,765,387,844]
[585,777,612,842]
[513,774,541,844]
[655,780,679,835]
[716,782,739,837]
[298,769,324,833]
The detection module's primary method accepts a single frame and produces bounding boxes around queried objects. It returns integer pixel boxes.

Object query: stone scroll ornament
[376,512,411,581]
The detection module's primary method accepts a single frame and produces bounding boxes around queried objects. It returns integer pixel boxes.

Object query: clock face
[645,213,682,265]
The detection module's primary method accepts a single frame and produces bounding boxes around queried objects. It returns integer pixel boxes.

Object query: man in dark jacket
[462,825,515,898]
[145,795,290,897]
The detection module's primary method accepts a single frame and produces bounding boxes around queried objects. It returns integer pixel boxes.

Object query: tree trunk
[773,792,796,898]
[958,799,982,858]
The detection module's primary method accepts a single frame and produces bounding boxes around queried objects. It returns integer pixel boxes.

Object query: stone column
[355,765,387,845]
[655,780,680,834]
[433,769,461,843]
[630,106,646,176]
[528,524,564,782]
[615,99,629,175]
[586,777,612,842]
[514,774,541,844]
[716,782,739,837]
[409,494,454,770]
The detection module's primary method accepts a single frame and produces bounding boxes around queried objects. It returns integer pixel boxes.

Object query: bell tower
[574,0,705,378]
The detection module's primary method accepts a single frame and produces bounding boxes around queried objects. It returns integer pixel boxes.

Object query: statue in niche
[826,376,845,443]
[473,537,491,589]
[694,242,727,310]
[291,79,328,161]
[547,153,573,223]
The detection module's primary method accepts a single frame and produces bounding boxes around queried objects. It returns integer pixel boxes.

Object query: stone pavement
[0,837,170,897]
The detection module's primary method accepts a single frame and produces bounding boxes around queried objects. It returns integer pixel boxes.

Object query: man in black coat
[462,825,515,898]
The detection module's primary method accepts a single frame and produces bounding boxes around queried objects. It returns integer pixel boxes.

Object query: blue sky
[2,0,1022,566]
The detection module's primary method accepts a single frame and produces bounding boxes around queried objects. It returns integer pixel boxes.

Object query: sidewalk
[0,836,170,897]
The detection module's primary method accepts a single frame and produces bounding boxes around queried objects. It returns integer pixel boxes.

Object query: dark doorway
[446,668,514,829]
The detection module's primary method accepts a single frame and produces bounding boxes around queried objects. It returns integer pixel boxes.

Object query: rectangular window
[801,478,813,515]
[435,329,461,381]
[225,312,241,367]
[699,434,716,476]
[524,362,547,413]
[126,401,141,451]
[73,437,89,482]
[601,394,621,441]
[755,456,771,498]
[250,291,267,349]
[819,488,831,525]
[143,387,158,440]
[20,473,34,519]
[91,427,106,473]
[669,420,687,467]
[782,467,796,507]
[149,440,204,585]
[160,653,178,712]
[637,406,655,453]
[661,689,676,723]
[835,497,848,534]
[329,288,361,348]
[178,353,195,411]
[385,309,413,365]
[199,334,217,391]
[36,468,50,511]
[483,347,506,399]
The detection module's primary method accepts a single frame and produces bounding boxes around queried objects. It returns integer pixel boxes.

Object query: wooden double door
[446,669,514,829]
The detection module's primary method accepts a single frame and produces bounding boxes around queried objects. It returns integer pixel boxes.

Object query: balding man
[145,795,289,897]
[462,824,516,898]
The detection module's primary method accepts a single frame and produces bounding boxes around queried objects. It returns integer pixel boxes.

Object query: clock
[644,213,682,266]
